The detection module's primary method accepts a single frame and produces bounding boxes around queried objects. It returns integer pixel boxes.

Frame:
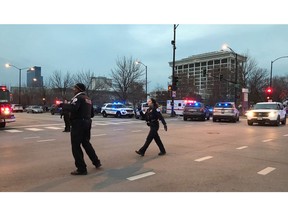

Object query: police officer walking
[135,98,167,156]
[61,83,101,175]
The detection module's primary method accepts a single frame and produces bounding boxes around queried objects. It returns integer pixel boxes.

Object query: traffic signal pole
[171,24,178,117]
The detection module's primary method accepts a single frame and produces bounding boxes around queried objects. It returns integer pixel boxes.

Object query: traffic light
[265,87,273,101]
[202,69,207,77]
[266,87,273,94]
[168,85,172,91]
[173,76,179,86]
[219,74,223,81]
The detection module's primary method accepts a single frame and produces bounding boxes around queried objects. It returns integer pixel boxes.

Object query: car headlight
[246,111,254,118]
[269,111,277,118]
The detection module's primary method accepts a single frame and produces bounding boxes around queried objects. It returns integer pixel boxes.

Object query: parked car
[11,104,24,112]
[246,102,286,126]
[26,105,44,113]
[183,101,210,121]
[93,105,102,114]
[50,104,62,115]
[212,102,239,123]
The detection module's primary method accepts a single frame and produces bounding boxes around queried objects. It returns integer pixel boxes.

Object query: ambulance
[0,86,15,128]
[166,100,187,116]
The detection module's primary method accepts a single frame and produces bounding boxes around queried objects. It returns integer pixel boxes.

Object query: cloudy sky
[1,24,287,92]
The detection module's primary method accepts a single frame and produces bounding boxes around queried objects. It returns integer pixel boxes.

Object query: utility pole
[171,24,179,117]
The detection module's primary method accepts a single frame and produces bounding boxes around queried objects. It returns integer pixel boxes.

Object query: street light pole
[171,24,179,117]
[221,44,238,105]
[5,64,34,104]
[135,61,148,100]
[270,56,288,88]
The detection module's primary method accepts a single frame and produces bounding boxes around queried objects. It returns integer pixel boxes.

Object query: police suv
[246,102,286,126]
[101,103,134,118]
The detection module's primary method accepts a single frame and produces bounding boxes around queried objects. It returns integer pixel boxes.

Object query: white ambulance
[166,100,186,116]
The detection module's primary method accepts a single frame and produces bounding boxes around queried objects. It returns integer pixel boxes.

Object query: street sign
[172,91,176,98]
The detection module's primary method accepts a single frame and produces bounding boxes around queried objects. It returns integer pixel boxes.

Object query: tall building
[169,51,246,103]
[90,76,113,91]
[27,66,43,87]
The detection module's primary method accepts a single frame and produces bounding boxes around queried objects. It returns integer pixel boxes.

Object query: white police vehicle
[246,102,286,126]
[101,102,134,118]
[135,102,149,120]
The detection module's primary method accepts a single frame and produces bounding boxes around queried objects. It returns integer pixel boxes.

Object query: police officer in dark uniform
[61,83,101,175]
[135,98,167,156]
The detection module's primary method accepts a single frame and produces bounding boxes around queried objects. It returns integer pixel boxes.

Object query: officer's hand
[164,125,168,131]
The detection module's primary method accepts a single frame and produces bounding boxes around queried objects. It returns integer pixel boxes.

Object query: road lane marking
[262,139,273,143]
[194,156,213,162]
[37,139,56,143]
[283,134,288,137]
[5,129,22,133]
[257,167,276,175]
[92,134,107,137]
[113,128,124,131]
[24,136,40,139]
[26,128,44,131]
[236,146,248,150]
[127,172,155,181]
[94,123,108,126]
[131,130,142,133]
[45,127,62,130]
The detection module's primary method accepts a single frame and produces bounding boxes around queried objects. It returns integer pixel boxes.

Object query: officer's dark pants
[64,114,70,131]
[139,123,166,154]
[70,119,100,172]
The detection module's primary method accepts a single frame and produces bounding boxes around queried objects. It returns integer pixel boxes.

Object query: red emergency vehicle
[0,86,15,128]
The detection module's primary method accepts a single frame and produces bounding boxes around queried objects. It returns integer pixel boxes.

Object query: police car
[101,102,134,118]
[246,102,286,126]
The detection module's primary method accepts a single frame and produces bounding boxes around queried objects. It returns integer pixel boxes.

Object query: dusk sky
[1,0,288,215]
[1,24,287,92]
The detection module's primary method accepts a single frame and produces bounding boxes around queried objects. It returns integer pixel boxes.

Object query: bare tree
[74,70,95,91]
[48,70,74,99]
[247,68,269,104]
[110,56,145,102]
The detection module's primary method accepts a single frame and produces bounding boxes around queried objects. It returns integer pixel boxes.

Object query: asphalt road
[1,112,288,192]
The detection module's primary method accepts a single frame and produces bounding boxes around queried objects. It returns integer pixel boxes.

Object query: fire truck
[0,86,15,128]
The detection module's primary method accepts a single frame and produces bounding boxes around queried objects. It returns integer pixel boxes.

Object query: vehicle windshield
[254,103,278,110]
[0,91,10,103]
[112,104,126,108]
[32,106,42,109]
[215,103,233,108]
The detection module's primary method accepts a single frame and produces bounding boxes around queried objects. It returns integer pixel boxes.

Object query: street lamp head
[5,63,11,68]
[221,43,229,51]
[135,61,141,65]
[33,78,37,82]
[30,67,35,71]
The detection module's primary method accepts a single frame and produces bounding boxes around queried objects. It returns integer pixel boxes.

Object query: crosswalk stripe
[5,129,23,133]
[26,128,44,131]
[44,127,62,130]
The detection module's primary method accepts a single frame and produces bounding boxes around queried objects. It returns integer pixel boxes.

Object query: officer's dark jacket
[62,92,94,120]
[145,107,166,126]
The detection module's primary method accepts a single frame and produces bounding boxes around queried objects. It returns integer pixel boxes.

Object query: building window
[195,62,200,67]
[214,59,220,64]
[201,62,207,66]
[221,58,227,63]
[208,60,213,65]
[184,64,188,69]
